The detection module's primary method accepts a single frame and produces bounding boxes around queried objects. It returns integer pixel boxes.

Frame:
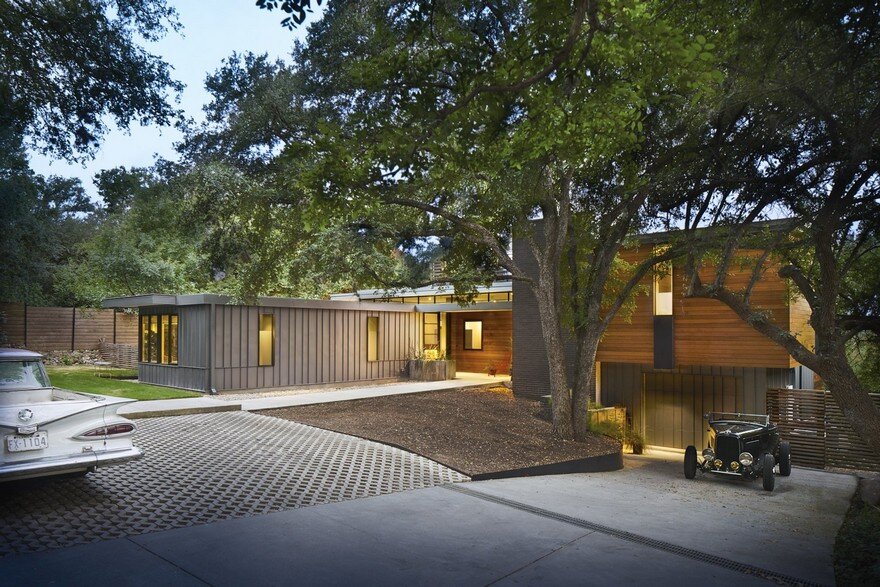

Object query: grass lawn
[46,365,200,401]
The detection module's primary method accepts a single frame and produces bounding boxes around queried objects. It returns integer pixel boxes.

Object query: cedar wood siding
[448,311,512,374]
[511,237,813,399]
[597,246,806,368]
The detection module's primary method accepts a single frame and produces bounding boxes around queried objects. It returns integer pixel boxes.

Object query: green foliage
[0,0,182,160]
[834,493,880,585]
[0,128,96,304]
[54,165,212,305]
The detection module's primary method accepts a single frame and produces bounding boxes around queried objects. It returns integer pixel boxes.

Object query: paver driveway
[0,411,467,557]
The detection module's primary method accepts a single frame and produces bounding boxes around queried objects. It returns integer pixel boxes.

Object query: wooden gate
[766,388,880,471]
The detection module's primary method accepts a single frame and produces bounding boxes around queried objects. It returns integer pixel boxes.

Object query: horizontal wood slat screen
[767,388,880,472]
[99,342,138,369]
[0,303,138,351]
[825,393,880,472]
[766,388,826,469]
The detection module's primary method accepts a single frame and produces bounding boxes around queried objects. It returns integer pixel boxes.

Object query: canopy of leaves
[0,0,182,160]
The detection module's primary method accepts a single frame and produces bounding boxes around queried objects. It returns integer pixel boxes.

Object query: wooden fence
[767,388,880,472]
[0,303,138,351]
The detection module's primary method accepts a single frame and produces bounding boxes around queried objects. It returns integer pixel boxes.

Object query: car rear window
[0,361,51,390]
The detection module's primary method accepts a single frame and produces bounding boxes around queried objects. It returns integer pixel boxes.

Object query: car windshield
[0,360,51,390]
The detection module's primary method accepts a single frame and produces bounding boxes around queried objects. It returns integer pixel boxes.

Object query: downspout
[206,303,215,394]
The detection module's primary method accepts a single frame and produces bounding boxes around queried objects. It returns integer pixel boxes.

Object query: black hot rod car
[684,412,791,491]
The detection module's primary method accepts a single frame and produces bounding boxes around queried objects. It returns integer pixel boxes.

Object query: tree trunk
[571,330,602,440]
[819,357,880,459]
[533,284,574,439]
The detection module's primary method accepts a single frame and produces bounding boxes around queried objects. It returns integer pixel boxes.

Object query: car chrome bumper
[707,469,744,477]
[0,447,144,482]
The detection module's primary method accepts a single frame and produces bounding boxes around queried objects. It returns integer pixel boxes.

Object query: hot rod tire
[684,445,697,479]
[762,454,775,491]
[778,442,792,477]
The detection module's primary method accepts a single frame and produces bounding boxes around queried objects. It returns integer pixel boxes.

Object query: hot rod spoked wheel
[684,445,697,479]
[778,442,792,477]
[762,454,775,491]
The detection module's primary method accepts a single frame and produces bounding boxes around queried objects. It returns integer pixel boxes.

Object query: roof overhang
[101,294,420,313]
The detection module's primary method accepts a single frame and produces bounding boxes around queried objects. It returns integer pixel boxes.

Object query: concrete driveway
[0,452,855,586]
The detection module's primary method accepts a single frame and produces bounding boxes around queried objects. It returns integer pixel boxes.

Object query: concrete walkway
[0,455,855,586]
[119,374,505,418]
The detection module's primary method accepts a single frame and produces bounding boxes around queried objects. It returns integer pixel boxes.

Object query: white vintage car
[0,348,143,481]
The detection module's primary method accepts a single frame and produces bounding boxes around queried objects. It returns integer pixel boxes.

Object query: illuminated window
[170,315,178,364]
[140,313,178,364]
[140,315,149,362]
[489,292,509,302]
[148,316,159,362]
[423,313,440,350]
[367,316,379,361]
[259,314,274,367]
[653,260,673,316]
[464,320,483,350]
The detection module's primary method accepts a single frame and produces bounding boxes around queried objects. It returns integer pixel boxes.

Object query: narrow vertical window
[653,261,673,316]
[367,316,379,361]
[464,320,483,350]
[161,315,171,364]
[259,314,274,367]
[148,315,159,363]
[169,315,179,364]
[140,315,149,362]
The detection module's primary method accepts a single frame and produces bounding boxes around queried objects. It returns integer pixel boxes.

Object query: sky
[28,0,317,201]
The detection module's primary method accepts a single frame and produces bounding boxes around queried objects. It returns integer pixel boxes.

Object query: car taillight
[81,423,135,437]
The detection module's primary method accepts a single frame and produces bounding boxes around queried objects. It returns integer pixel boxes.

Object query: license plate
[6,431,49,453]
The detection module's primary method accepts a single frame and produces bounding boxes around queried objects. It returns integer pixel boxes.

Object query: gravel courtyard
[0,411,467,557]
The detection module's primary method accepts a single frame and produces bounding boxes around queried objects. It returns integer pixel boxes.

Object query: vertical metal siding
[600,362,784,449]
[207,306,420,391]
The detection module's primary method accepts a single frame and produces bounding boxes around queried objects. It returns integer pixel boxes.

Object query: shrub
[834,490,880,585]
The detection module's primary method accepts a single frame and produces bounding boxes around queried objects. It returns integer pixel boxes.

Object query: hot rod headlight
[702,448,715,459]
[738,452,754,467]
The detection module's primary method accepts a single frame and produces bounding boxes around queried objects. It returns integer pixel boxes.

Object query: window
[653,260,673,316]
[367,316,379,361]
[464,320,483,350]
[489,292,510,302]
[259,314,274,367]
[140,313,178,364]
[423,313,440,350]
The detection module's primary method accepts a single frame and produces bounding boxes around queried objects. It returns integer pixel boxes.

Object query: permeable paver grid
[0,411,468,557]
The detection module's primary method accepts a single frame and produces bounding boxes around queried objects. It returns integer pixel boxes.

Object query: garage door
[642,372,739,450]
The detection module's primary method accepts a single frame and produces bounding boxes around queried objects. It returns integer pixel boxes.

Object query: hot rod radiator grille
[716,435,740,463]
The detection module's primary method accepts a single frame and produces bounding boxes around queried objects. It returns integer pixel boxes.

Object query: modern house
[103,228,815,452]
[512,234,816,451]
[101,286,512,394]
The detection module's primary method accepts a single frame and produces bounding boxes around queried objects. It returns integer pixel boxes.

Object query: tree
[55,165,214,305]
[0,0,182,160]
[0,128,95,304]
[227,0,728,439]
[673,1,880,456]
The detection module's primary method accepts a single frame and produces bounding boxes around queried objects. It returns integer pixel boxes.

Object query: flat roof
[101,294,419,313]
[330,280,512,301]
